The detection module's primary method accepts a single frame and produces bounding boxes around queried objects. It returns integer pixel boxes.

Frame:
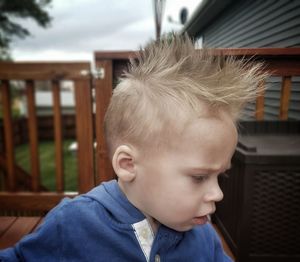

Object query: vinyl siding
[203,0,300,48]
[289,76,300,120]
[200,0,300,120]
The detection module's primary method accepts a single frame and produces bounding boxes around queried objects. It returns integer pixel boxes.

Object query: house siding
[203,0,300,48]
[200,0,300,120]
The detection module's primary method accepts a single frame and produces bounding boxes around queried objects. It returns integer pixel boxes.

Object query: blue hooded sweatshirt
[0,180,232,262]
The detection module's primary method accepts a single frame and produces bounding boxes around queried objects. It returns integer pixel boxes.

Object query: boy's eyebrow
[189,163,232,173]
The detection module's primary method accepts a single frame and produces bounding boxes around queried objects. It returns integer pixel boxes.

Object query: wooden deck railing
[212,48,300,120]
[0,48,299,214]
[95,47,300,121]
[0,62,103,213]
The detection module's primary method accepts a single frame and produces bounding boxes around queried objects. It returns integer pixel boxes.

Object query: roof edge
[181,0,235,37]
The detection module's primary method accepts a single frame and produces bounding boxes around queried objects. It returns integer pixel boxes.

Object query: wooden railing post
[52,80,64,192]
[74,78,95,193]
[279,76,292,120]
[94,60,114,185]
[25,80,40,192]
[0,51,299,213]
[0,80,16,191]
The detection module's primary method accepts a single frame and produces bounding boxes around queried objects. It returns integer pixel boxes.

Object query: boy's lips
[192,215,208,225]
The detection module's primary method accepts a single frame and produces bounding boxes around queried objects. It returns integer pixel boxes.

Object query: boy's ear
[112,145,136,182]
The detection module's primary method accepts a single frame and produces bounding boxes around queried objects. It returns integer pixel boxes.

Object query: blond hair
[104,34,265,157]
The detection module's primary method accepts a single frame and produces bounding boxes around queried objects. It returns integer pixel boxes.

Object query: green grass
[15,140,78,192]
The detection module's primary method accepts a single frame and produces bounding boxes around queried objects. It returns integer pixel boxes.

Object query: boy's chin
[166,223,197,232]
[166,217,209,232]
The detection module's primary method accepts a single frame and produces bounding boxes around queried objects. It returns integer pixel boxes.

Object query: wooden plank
[74,79,95,193]
[263,60,300,76]
[209,50,300,76]
[0,80,16,191]
[0,217,17,237]
[255,80,265,120]
[95,49,300,76]
[0,192,77,211]
[279,76,292,120]
[95,51,137,60]
[94,48,300,59]
[0,217,42,249]
[94,59,115,185]
[52,80,64,192]
[0,62,91,80]
[26,80,40,192]
[210,47,300,56]
[95,48,300,60]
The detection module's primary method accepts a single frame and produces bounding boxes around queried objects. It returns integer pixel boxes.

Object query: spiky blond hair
[104,34,265,157]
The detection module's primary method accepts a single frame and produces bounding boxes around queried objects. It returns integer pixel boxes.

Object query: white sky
[10,0,201,62]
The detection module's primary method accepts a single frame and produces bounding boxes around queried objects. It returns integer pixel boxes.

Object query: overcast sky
[10,0,201,62]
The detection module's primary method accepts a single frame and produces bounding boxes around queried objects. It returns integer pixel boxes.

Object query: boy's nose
[204,183,224,203]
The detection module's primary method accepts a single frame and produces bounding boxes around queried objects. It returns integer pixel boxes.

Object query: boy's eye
[192,175,208,183]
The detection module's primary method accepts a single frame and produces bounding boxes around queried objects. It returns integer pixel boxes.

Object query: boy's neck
[118,180,160,235]
[145,215,160,235]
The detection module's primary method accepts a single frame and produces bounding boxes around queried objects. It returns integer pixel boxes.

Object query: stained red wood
[279,76,292,120]
[94,60,115,185]
[94,51,137,60]
[0,62,90,80]
[209,48,300,76]
[0,61,93,197]
[0,80,16,191]
[0,217,42,249]
[52,80,64,192]
[0,192,77,211]
[26,80,40,192]
[0,217,17,237]
[95,49,300,124]
[74,79,95,193]
[95,47,300,61]
[0,49,299,215]
[210,47,300,56]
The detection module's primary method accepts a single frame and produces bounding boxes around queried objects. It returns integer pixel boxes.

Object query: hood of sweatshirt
[82,180,146,225]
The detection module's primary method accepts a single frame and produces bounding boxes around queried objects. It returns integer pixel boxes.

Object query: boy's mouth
[192,215,208,225]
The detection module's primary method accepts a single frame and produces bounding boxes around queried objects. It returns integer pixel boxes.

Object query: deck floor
[0,217,235,260]
[0,217,43,250]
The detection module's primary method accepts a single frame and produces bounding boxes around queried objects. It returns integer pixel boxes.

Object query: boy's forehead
[177,111,237,147]
[139,113,237,173]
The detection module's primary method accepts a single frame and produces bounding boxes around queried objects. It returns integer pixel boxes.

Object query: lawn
[15,140,78,192]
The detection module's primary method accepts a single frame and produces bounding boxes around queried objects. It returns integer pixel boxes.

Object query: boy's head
[104,34,265,232]
[104,34,263,157]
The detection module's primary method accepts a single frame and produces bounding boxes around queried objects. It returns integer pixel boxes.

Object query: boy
[0,35,264,261]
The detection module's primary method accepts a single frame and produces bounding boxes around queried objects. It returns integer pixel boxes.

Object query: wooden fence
[0,115,76,149]
[0,62,114,213]
[94,48,300,121]
[0,48,299,214]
